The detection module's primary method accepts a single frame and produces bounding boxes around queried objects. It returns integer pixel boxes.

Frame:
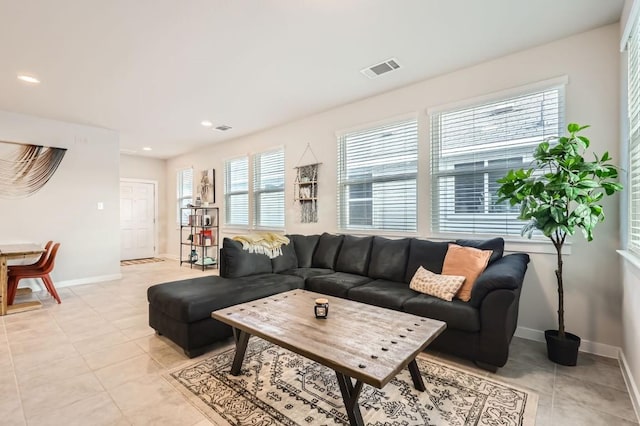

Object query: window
[430,86,563,235]
[223,148,285,229]
[176,168,193,225]
[338,118,418,232]
[224,157,249,227]
[628,12,640,254]
[253,148,285,228]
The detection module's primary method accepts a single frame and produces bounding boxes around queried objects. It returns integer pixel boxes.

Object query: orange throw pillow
[442,243,492,302]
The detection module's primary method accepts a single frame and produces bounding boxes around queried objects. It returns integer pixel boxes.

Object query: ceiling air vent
[215,125,232,131]
[361,58,401,79]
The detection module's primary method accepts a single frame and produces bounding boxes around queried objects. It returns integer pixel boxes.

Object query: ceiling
[0,0,625,159]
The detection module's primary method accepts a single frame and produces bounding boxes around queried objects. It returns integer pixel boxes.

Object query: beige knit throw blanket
[232,233,290,258]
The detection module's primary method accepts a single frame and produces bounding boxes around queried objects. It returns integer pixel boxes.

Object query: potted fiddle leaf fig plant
[496,123,622,366]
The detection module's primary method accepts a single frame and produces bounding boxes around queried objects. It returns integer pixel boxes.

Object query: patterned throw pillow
[442,243,492,302]
[409,266,466,302]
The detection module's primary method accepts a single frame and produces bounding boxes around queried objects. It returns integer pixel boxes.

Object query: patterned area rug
[120,257,165,266]
[165,338,537,426]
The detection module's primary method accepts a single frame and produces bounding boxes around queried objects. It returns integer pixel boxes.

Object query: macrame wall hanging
[0,140,67,199]
[294,143,320,223]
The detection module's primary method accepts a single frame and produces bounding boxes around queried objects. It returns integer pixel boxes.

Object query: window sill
[337,229,420,239]
[221,227,285,236]
[428,233,569,255]
[221,227,250,235]
[503,237,568,255]
[618,250,640,271]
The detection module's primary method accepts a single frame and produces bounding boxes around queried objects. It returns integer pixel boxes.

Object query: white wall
[119,154,167,254]
[0,110,121,285]
[166,24,622,350]
[620,0,640,416]
[621,257,640,416]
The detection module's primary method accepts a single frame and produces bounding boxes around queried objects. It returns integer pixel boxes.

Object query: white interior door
[120,180,156,260]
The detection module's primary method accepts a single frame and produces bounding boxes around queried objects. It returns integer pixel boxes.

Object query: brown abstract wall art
[0,140,67,198]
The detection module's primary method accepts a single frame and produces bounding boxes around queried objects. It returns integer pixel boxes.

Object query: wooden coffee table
[212,289,446,426]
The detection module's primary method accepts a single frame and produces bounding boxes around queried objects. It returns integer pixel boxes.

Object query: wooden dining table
[0,244,45,315]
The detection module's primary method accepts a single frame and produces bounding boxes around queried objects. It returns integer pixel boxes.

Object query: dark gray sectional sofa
[147,233,529,372]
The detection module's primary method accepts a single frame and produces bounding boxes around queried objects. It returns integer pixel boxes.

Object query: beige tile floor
[0,260,638,425]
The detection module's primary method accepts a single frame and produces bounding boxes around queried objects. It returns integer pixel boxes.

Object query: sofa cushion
[280,268,334,281]
[402,294,480,332]
[312,233,344,269]
[306,272,372,298]
[271,241,298,273]
[335,235,373,276]
[289,234,320,268]
[456,237,504,265]
[405,239,450,282]
[442,244,492,302]
[147,274,304,323]
[221,238,272,278]
[347,279,417,311]
[368,237,410,282]
[409,266,466,302]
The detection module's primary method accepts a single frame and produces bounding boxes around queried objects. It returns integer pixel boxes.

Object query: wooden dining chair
[7,243,62,304]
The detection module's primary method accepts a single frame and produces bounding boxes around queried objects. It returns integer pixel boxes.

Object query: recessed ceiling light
[201,120,213,127]
[215,125,232,131]
[142,147,152,151]
[17,74,40,84]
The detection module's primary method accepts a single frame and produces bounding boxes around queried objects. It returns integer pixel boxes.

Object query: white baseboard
[56,273,123,288]
[159,253,179,261]
[514,326,620,358]
[22,273,123,292]
[620,350,640,423]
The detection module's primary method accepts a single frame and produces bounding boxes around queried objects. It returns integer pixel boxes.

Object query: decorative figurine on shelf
[190,249,198,263]
[314,298,329,319]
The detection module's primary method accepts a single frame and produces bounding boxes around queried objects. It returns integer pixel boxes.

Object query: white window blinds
[338,118,418,232]
[629,15,640,254]
[430,87,564,236]
[224,157,249,226]
[253,148,285,229]
[177,168,193,225]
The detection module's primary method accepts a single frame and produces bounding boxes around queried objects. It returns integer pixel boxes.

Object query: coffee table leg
[230,328,250,376]
[408,359,425,391]
[335,372,364,426]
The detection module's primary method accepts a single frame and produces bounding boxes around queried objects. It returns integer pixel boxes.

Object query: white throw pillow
[409,266,466,302]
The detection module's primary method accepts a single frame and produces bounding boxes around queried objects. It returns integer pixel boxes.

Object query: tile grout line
[42,287,135,424]
[553,362,640,423]
[64,285,144,425]
[2,316,29,426]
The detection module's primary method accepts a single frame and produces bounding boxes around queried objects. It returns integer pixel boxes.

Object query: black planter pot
[545,330,581,366]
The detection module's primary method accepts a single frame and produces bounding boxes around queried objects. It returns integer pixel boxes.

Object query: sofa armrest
[468,253,530,308]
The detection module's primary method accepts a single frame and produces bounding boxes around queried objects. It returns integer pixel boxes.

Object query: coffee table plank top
[212,289,446,388]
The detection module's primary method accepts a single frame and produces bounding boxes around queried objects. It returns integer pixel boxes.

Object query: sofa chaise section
[147,272,303,357]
